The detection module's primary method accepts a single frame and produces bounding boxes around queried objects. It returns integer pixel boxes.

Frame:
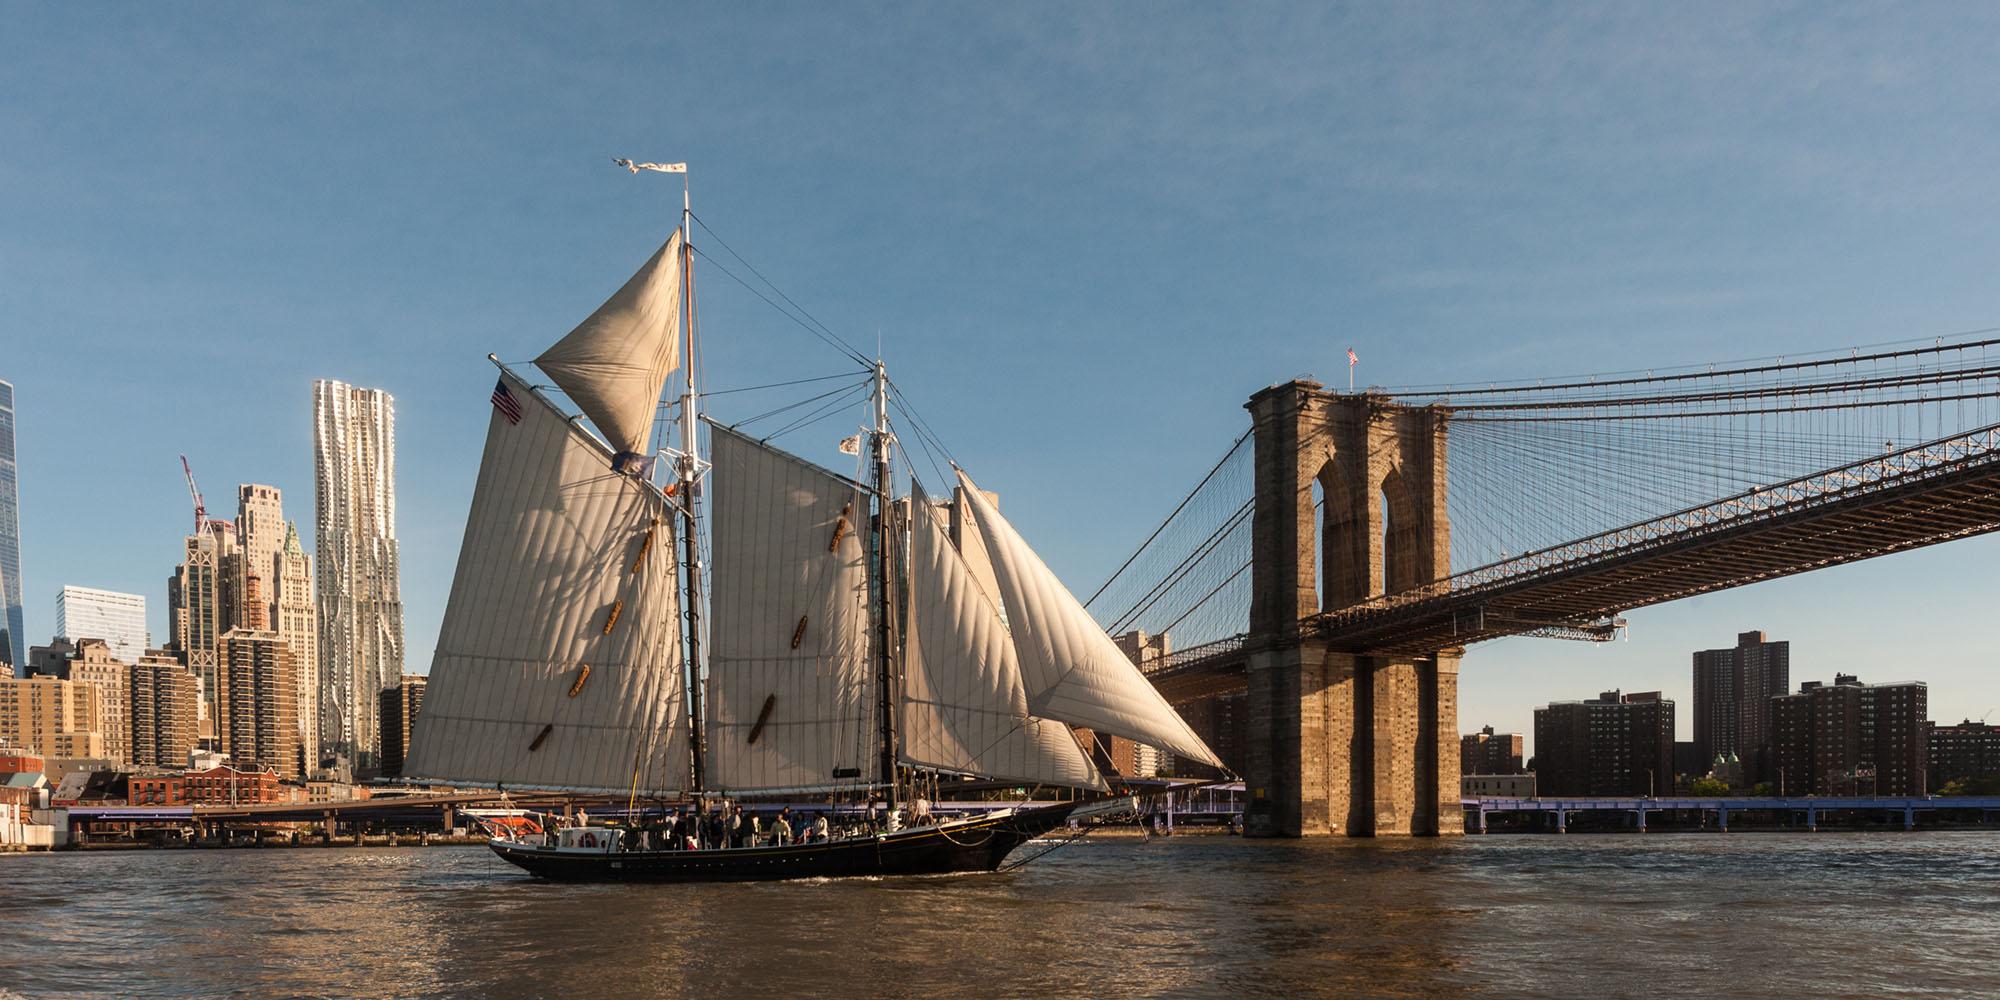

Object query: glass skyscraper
[0,379,22,672]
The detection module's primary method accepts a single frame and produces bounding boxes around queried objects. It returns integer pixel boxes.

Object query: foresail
[902,486,1103,790]
[706,425,876,792]
[403,369,688,794]
[534,230,684,458]
[956,470,1223,768]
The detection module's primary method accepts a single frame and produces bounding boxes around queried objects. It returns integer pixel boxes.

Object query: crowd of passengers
[562,801,934,852]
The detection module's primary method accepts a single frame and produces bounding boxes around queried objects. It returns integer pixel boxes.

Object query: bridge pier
[1242,381,1459,837]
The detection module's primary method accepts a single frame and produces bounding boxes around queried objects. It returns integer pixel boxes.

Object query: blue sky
[5,4,1999,749]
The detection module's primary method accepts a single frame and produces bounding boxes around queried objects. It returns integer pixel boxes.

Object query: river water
[4,832,1996,998]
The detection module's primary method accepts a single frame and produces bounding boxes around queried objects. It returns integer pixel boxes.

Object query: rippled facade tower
[0,379,23,672]
[312,380,404,772]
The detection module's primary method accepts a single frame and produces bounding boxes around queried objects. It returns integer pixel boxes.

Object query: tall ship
[403,165,1222,881]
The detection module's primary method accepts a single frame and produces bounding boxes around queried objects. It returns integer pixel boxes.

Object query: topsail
[534,230,685,458]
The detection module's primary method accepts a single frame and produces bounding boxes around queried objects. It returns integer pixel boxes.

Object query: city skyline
[6,7,2000,749]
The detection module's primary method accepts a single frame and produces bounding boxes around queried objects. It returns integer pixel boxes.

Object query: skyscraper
[54,586,149,664]
[0,379,23,671]
[169,519,238,746]
[276,522,319,771]
[1692,630,1790,775]
[234,484,284,624]
[313,380,404,771]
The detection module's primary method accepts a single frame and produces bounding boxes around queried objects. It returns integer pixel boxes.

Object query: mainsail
[956,470,1223,767]
[534,230,685,458]
[901,485,1104,790]
[402,369,689,794]
[704,424,877,791]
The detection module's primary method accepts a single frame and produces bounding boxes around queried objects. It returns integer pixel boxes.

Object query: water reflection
[5,833,1999,998]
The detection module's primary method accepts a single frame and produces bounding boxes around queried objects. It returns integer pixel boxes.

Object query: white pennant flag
[837,434,863,456]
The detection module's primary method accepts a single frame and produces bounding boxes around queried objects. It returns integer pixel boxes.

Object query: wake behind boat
[402,163,1223,882]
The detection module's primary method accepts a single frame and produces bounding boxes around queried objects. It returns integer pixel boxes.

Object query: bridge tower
[1243,379,1461,837]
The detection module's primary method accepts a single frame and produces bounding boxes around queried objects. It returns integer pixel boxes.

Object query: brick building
[182,763,282,805]
[1929,720,2000,787]
[1692,631,1789,780]
[377,673,426,779]
[1534,690,1675,797]
[1461,725,1525,775]
[1769,674,1927,796]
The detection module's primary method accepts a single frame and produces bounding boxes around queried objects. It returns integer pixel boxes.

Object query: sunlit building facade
[313,380,404,771]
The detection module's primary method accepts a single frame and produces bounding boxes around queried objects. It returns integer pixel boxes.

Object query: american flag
[491,379,523,424]
[1347,347,1358,367]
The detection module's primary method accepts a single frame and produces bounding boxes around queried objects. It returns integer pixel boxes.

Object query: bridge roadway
[1145,421,2000,703]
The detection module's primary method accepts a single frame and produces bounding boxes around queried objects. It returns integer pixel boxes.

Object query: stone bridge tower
[1243,379,1461,837]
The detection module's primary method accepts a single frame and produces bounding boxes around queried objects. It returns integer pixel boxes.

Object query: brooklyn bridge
[1087,334,2000,838]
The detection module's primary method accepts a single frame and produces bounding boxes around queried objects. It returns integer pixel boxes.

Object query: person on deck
[704,808,726,851]
[813,813,831,842]
[773,807,795,846]
[731,806,752,848]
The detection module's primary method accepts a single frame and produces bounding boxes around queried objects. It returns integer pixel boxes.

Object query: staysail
[403,368,689,793]
[956,470,1223,767]
[704,424,877,792]
[534,230,685,458]
[901,484,1104,790]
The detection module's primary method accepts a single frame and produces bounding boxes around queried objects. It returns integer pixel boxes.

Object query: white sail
[956,470,1223,767]
[902,486,1104,790]
[534,230,684,458]
[705,425,877,791]
[403,369,689,794]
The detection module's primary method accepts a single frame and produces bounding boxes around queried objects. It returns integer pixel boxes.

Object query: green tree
[1688,777,1730,797]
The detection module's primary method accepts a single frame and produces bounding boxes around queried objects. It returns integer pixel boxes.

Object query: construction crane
[180,454,207,533]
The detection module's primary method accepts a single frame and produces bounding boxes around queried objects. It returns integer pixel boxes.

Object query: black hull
[488,803,1083,883]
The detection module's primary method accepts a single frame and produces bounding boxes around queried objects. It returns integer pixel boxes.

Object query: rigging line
[885,379,960,466]
[689,244,873,366]
[763,384,876,442]
[731,378,873,428]
[887,395,961,481]
[689,212,874,364]
[705,370,875,397]
[1083,430,1253,610]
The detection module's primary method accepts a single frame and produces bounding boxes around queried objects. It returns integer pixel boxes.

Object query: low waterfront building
[1462,773,1536,798]
[1461,725,1525,775]
[128,773,187,806]
[183,762,282,805]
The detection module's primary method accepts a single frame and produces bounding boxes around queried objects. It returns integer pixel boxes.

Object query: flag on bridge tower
[1347,347,1358,391]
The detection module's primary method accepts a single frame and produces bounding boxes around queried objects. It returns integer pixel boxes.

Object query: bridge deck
[1147,424,2000,699]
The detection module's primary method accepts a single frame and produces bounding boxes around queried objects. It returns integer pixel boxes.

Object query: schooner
[402,165,1221,881]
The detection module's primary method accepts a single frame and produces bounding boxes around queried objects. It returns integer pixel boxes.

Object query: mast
[677,169,708,792]
[870,359,901,809]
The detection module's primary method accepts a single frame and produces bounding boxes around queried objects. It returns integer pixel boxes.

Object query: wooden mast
[870,359,901,810]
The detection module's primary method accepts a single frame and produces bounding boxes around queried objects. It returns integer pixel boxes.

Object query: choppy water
[4,832,1998,998]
